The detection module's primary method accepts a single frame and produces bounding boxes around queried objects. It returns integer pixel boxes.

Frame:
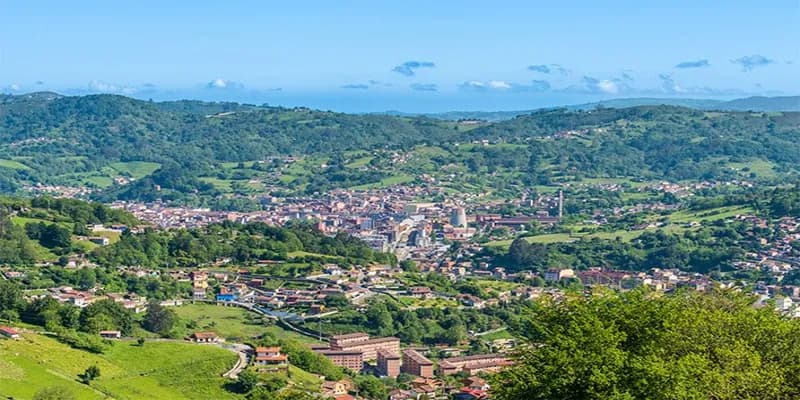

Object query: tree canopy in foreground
[492,289,800,400]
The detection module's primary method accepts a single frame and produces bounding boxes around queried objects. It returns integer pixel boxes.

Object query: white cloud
[597,80,618,94]
[207,78,244,89]
[460,81,486,90]
[459,79,551,93]
[88,80,137,94]
[488,80,512,89]
[565,76,622,94]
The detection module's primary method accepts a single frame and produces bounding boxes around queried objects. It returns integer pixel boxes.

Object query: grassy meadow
[0,332,239,400]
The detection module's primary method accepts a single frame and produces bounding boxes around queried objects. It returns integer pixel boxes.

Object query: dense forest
[1,93,799,204]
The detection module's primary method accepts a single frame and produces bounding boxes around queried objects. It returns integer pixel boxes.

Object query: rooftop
[403,349,434,365]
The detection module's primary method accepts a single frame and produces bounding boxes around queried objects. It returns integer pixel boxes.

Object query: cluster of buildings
[313,333,401,373]
[32,286,148,312]
[108,184,564,260]
[310,330,511,394]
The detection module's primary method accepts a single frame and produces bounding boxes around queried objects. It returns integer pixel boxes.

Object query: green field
[92,229,123,243]
[220,161,257,169]
[173,303,267,341]
[667,205,753,224]
[199,177,235,192]
[486,205,756,249]
[0,158,31,170]
[0,332,240,400]
[172,303,322,344]
[728,160,778,178]
[470,279,523,292]
[576,177,648,188]
[397,296,459,309]
[84,175,115,188]
[262,325,323,345]
[287,250,342,260]
[284,365,322,388]
[351,174,415,190]
[478,328,515,342]
[10,216,70,228]
[486,229,651,249]
[345,156,374,168]
[110,161,162,179]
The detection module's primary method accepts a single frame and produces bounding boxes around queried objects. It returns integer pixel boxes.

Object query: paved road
[221,343,251,379]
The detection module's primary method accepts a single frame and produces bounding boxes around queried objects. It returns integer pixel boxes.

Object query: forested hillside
[1,93,799,204]
[458,106,800,181]
[0,196,137,264]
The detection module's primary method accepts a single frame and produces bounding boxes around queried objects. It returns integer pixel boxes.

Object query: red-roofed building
[254,346,288,367]
[0,326,20,339]
[188,331,220,343]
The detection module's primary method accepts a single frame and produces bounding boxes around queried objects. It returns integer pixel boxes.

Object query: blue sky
[1,0,798,112]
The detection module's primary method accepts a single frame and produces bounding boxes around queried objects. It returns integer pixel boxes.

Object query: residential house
[99,330,121,339]
[254,346,288,369]
[408,286,432,298]
[544,268,575,282]
[188,332,220,343]
[0,326,20,339]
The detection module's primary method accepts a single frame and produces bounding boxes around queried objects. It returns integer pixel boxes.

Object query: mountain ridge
[381,95,800,121]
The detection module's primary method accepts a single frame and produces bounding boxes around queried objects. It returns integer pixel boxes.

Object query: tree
[355,375,387,400]
[400,259,419,272]
[29,223,72,249]
[33,386,76,400]
[79,299,133,335]
[80,365,101,384]
[142,301,177,335]
[0,280,22,314]
[240,374,289,399]
[323,293,350,309]
[236,369,259,393]
[366,302,394,337]
[276,338,344,380]
[442,323,467,346]
[492,289,800,400]
[0,308,19,323]
[272,389,316,400]
[76,268,97,290]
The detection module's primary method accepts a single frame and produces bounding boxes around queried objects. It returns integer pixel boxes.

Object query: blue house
[216,293,237,302]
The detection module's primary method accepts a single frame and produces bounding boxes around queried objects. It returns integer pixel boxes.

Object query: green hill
[0,196,138,265]
[398,95,800,121]
[0,332,240,400]
[1,93,799,205]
